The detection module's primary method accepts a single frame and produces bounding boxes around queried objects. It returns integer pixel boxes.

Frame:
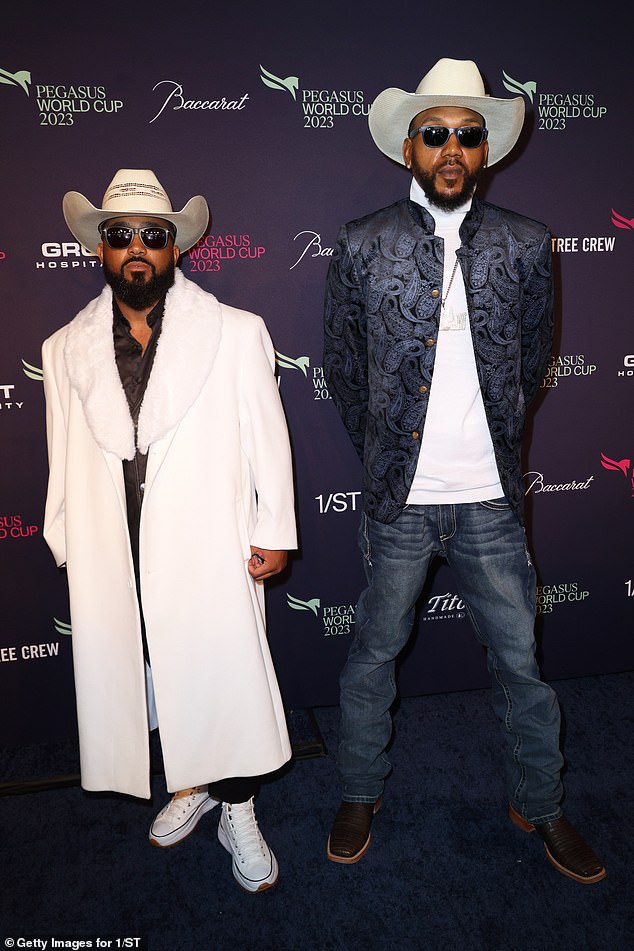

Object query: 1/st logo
[315,492,361,513]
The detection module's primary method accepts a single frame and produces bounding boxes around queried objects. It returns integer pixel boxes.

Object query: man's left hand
[248,547,288,581]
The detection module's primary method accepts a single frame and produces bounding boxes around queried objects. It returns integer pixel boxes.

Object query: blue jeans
[338,501,564,824]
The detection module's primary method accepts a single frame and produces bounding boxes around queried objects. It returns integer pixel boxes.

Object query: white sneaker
[149,785,220,848]
[217,798,279,892]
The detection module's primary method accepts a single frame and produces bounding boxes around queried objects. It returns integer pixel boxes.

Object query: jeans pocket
[478,497,511,511]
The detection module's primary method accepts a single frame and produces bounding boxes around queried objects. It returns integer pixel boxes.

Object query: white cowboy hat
[368,58,525,167]
[62,168,209,254]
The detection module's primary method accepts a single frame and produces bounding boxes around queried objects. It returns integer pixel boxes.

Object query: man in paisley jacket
[323,59,605,884]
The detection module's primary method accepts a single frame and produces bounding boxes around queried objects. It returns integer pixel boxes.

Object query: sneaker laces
[160,786,206,820]
[225,799,266,862]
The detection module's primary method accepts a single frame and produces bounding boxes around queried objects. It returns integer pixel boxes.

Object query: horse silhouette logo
[600,452,634,497]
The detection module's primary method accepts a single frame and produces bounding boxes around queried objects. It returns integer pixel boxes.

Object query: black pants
[208,776,259,804]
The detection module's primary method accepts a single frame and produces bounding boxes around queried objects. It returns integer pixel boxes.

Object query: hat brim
[62,192,210,255]
[368,88,525,166]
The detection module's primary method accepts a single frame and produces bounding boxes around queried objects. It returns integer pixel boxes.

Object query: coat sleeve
[42,333,68,567]
[323,224,369,461]
[520,228,554,407]
[238,316,297,551]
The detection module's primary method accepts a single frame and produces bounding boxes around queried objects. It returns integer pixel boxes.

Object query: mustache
[438,158,466,170]
[122,256,156,275]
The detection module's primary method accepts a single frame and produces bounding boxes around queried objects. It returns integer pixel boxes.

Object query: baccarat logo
[600,452,634,498]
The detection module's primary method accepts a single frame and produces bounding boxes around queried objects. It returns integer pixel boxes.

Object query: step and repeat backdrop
[1,4,632,747]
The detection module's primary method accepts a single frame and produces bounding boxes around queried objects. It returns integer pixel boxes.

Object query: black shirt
[113,297,165,658]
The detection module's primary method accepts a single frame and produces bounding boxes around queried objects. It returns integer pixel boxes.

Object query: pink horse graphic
[600,452,634,497]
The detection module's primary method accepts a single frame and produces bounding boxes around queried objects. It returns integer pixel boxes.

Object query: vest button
[425,338,435,347]
[412,431,419,440]
[431,288,440,298]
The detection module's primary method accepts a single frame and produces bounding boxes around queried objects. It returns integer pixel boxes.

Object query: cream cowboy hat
[368,58,525,167]
[62,168,209,254]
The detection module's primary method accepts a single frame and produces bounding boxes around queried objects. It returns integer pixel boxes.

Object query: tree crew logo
[259,64,368,129]
[502,69,607,131]
[287,593,355,636]
[0,618,68,665]
[601,453,634,498]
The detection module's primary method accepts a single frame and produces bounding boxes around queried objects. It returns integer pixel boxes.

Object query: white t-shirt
[406,179,503,504]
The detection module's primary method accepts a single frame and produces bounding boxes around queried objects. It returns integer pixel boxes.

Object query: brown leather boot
[509,803,606,884]
[327,798,382,864]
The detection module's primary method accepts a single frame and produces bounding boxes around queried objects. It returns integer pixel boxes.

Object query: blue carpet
[1,672,632,951]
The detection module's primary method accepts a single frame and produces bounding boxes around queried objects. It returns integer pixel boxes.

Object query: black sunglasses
[409,125,488,149]
[100,225,175,250]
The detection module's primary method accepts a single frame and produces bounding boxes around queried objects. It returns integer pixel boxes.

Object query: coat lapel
[63,270,223,460]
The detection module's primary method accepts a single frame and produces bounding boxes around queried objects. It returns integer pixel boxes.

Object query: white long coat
[42,271,297,799]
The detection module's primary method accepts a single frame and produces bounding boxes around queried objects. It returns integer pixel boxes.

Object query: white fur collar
[63,270,222,459]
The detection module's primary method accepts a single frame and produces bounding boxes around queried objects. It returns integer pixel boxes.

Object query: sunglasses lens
[422,127,450,147]
[141,229,169,249]
[457,127,486,148]
[105,227,133,249]
[103,227,170,250]
[419,126,486,149]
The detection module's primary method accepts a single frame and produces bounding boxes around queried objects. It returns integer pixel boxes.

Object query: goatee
[103,257,176,310]
[412,160,481,212]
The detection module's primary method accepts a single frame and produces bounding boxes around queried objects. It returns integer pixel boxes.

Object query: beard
[103,256,176,310]
[411,155,481,212]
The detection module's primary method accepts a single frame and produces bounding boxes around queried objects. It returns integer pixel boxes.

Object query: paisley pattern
[324,198,553,524]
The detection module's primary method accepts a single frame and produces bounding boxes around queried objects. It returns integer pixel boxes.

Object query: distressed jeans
[338,500,564,824]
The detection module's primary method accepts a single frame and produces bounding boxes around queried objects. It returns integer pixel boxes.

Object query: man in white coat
[42,169,297,893]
